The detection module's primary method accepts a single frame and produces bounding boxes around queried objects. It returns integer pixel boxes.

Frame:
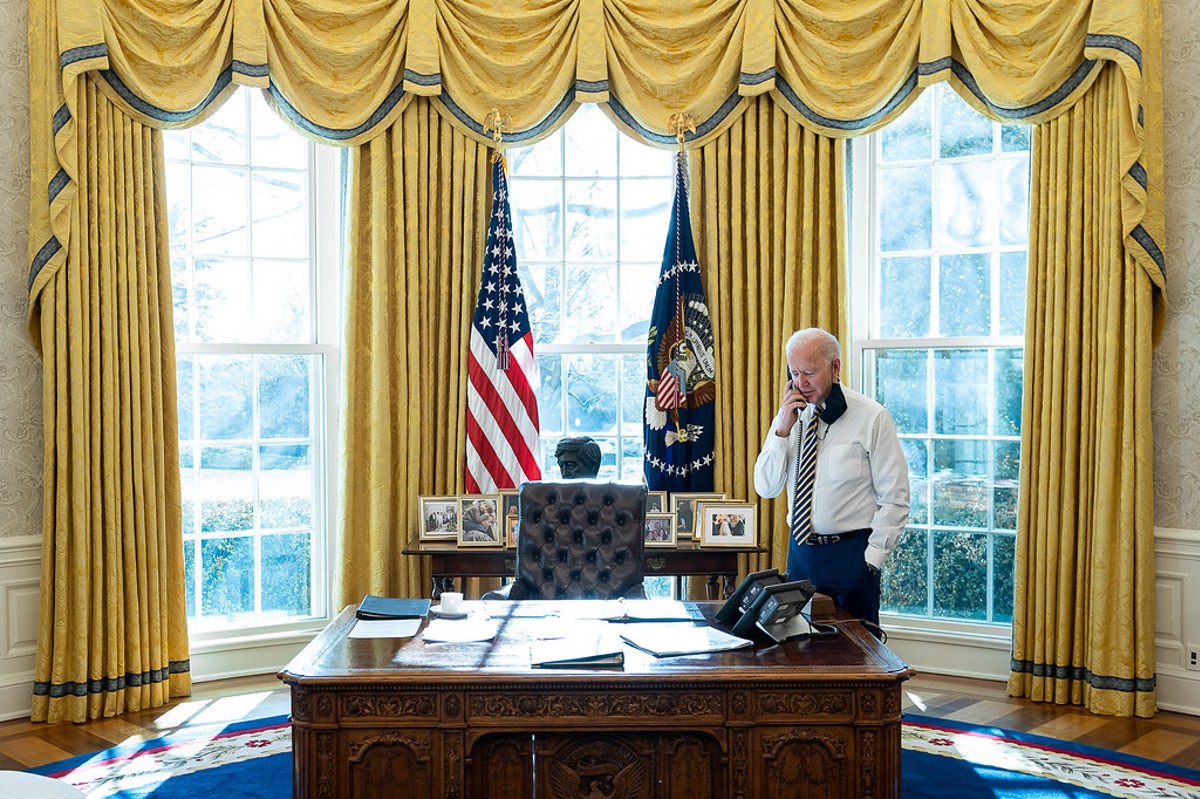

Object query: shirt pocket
[824,444,866,481]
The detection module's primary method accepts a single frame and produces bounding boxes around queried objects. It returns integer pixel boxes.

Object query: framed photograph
[418,495,460,541]
[696,502,757,547]
[670,492,727,539]
[499,490,521,548]
[644,490,668,514]
[643,512,677,548]
[457,494,503,547]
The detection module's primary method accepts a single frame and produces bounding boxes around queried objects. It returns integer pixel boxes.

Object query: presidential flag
[466,153,542,493]
[643,152,715,493]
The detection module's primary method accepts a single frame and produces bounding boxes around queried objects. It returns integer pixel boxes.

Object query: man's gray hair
[785,328,842,364]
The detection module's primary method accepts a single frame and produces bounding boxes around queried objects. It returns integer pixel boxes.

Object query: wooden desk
[279,601,912,798]
[402,538,767,600]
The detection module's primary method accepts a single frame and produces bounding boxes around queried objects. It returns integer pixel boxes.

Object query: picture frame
[643,512,677,548]
[696,502,757,548]
[418,495,460,541]
[499,490,520,549]
[670,492,727,539]
[457,494,503,547]
[644,490,668,514]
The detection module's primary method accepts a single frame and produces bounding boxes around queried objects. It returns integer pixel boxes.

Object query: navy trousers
[786,533,881,632]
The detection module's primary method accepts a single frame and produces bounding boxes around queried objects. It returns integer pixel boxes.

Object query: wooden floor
[0,671,1197,773]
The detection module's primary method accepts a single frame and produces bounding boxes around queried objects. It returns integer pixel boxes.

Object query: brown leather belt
[804,528,872,546]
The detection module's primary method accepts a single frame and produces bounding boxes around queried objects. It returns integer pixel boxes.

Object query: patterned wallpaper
[0,0,42,540]
[1153,0,1200,529]
[0,2,1197,538]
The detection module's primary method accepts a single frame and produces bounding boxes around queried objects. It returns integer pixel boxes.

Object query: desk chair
[487,480,648,600]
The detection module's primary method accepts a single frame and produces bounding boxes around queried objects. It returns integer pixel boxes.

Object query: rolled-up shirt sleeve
[864,411,910,568]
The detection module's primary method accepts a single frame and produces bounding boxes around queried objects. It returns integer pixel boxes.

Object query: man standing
[754,328,910,633]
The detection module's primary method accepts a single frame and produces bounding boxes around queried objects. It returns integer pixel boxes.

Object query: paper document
[558,600,702,623]
[348,618,422,638]
[422,617,499,643]
[619,623,754,657]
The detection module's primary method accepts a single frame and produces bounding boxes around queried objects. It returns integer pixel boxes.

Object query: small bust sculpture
[554,436,602,479]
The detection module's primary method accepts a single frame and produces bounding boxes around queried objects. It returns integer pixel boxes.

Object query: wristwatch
[866,563,880,578]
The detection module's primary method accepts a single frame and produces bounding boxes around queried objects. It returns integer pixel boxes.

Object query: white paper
[422,617,499,643]
[348,618,422,638]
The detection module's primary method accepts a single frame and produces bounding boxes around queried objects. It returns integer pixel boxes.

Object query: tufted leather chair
[502,480,648,600]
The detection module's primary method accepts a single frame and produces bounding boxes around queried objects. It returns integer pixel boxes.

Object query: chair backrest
[508,480,647,600]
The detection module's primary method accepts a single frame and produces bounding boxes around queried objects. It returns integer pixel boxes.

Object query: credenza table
[279,600,913,798]
[402,538,767,601]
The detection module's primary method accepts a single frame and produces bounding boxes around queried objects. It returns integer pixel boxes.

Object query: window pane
[621,354,645,435]
[192,96,247,164]
[253,260,311,343]
[259,354,312,439]
[199,445,253,533]
[619,178,672,262]
[992,534,1016,623]
[618,263,656,343]
[999,251,1027,336]
[250,93,308,169]
[201,536,254,619]
[619,139,673,176]
[565,180,616,260]
[177,354,196,439]
[932,530,988,619]
[1001,124,1030,153]
[194,257,251,342]
[262,533,312,615]
[536,354,564,434]
[995,348,1024,436]
[171,253,190,340]
[563,265,616,342]
[876,349,928,434]
[882,528,929,614]
[878,256,930,337]
[259,444,313,530]
[998,157,1030,245]
[511,180,562,262]
[520,263,562,345]
[566,355,617,433]
[252,170,307,259]
[901,438,929,525]
[879,165,932,251]
[510,134,562,177]
[935,161,992,248]
[938,86,992,158]
[932,438,988,528]
[199,355,253,439]
[938,253,990,336]
[934,349,987,435]
[166,162,191,251]
[192,165,248,255]
[880,91,931,162]
[564,105,617,177]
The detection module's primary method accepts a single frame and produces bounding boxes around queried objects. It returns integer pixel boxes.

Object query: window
[165,90,341,633]
[850,85,1030,625]
[507,105,674,480]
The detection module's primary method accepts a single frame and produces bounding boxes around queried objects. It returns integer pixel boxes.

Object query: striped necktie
[790,413,820,546]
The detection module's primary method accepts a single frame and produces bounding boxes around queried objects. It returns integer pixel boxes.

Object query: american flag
[465,154,542,493]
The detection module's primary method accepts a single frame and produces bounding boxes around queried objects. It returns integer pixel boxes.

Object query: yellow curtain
[339,98,491,604]
[30,76,191,723]
[692,96,846,587]
[1008,64,1160,718]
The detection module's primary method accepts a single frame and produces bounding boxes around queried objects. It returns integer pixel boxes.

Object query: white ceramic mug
[440,591,464,614]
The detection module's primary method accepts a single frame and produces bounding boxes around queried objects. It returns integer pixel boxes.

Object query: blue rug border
[905,712,1200,784]
[27,713,291,777]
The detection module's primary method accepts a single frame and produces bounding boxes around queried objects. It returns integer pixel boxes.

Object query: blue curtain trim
[28,236,62,291]
[574,78,608,93]
[606,89,744,145]
[48,168,69,204]
[1132,224,1167,285]
[1085,33,1143,67]
[59,42,108,71]
[233,61,269,79]
[437,87,574,143]
[1010,657,1156,694]
[739,68,776,87]
[52,103,70,135]
[33,660,192,699]
[100,66,232,124]
[774,70,917,133]
[403,69,441,87]
[267,79,408,141]
[1129,161,1148,189]
[946,58,1098,120]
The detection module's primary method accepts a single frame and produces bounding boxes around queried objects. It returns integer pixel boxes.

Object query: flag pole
[484,108,514,370]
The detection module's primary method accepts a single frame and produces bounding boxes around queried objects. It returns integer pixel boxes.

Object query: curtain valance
[29,0,1164,318]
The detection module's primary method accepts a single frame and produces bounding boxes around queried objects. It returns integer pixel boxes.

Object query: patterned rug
[28,713,1200,798]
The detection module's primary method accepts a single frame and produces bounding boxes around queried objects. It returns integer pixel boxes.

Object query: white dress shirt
[754,384,910,568]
